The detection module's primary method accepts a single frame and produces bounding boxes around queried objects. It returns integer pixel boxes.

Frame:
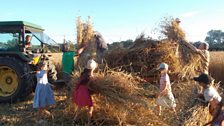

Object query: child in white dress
[33,62,55,122]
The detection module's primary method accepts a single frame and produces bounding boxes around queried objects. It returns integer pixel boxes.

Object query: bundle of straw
[76,16,95,68]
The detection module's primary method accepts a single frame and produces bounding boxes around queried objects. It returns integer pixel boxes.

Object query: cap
[175,18,181,23]
[193,73,212,84]
[157,63,169,70]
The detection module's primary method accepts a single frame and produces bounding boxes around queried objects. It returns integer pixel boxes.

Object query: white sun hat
[86,59,98,70]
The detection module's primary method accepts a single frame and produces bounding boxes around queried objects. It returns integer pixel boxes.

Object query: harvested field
[0,70,213,126]
[0,18,223,126]
[209,51,224,83]
[0,51,222,125]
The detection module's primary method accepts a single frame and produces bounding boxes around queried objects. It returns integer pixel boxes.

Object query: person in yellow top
[174,18,210,74]
[183,41,210,74]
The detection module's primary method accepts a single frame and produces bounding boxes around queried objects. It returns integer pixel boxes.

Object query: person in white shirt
[194,73,224,126]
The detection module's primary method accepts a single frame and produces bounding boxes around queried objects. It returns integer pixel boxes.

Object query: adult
[198,42,210,74]
[23,35,34,59]
[25,35,32,49]
[175,18,181,24]
[94,31,108,64]
[175,18,209,74]
[62,43,76,88]
[77,31,107,68]
[183,41,210,74]
[193,73,224,126]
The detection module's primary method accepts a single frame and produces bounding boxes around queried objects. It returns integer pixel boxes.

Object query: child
[73,68,93,125]
[33,62,55,122]
[193,73,224,126]
[156,63,176,116]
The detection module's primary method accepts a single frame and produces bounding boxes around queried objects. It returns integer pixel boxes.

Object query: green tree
[205,30,224,50]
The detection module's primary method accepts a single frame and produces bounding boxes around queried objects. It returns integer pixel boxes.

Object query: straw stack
[69,16,212,125]
[76,16,95,68]
[70,70,170,125]
[105,17,203,80]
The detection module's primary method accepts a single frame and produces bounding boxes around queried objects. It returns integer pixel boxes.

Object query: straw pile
[70,70,172,125]
[68,70,214,125]
[70,16,213,125]
[105,17,203,81]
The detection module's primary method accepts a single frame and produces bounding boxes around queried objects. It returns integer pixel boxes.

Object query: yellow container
[32,56,40,65]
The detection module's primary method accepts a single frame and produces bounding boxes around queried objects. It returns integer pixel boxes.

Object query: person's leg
[87,106,93,126]
[157,105,161,116]
[43,107,51,116]
[63,72,72,96]
[37,107,44,122]
[73,107,81,121]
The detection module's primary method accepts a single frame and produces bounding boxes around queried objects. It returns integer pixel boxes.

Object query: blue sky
[1,0,224,43]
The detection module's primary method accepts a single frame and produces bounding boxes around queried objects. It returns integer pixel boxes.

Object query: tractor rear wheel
[0,57,33,103]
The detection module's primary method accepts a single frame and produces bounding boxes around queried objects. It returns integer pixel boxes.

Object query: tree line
[59,29,224,52]
[108,30,224,51]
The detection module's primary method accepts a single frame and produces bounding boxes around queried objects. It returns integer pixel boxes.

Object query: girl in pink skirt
[73,68,93,125]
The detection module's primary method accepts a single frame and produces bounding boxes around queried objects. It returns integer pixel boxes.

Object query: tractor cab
[0,21,62,103]
[0,21,59,55]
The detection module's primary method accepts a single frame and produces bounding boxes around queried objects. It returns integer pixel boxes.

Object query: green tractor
[0,21,61,103]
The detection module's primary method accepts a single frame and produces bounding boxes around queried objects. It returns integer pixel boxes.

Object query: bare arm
[180,40,198,52]
[159,81,168,96]
[181,40,208,61]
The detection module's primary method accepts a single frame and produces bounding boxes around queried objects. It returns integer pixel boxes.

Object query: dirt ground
[0,88,79,126]
[0,80,207,126]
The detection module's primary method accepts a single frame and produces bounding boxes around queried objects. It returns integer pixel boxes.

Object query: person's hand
[160,89,168,96]
[155,93,160,98]
[78,47,84,55]
[91,75,96,82]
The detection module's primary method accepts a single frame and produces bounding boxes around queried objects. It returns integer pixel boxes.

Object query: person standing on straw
[33,62,55,123]
[156,63,176,116]
[177,18,209,74]
[94,31,108,64]
[78,31,107,67]
[73,68,93,125]
[193,73,224,126]
[198,42,210,74]
[184,41,210,74]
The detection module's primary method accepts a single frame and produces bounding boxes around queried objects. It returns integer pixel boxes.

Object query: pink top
[160,73,172,94]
